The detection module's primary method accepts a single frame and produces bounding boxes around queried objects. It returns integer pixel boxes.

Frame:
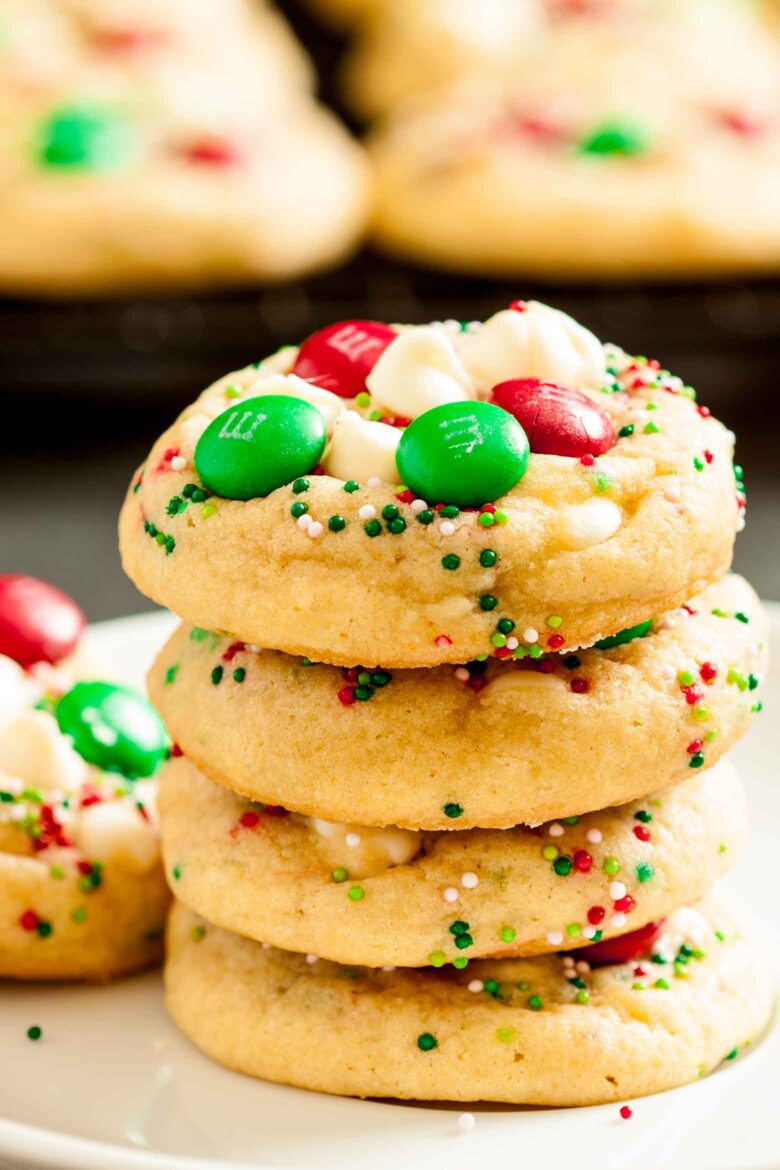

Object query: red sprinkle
[395,489,416,504]
[494,646,512,659]
[697,405,711,418]
[180,137,242,167]
[699,662,718,684]
[580,453,595,467]
[570,677,590,694]
[547,633,565,649]
[509,299,528,313]
[537,658,556,674]
[704,450,714,464]
[682,685,704,706]
[620,1106,633,1120]
[171,743,183,758]
[686,739,704,755]
[435,635,453,648]
[614,894,636,914]
[337,686,356,706]
[19,910,39,932]
[238,811,260,830]
[633,825,651,842]
[587,905,606,925]
[572,849,593,873]
[222,641,246,662]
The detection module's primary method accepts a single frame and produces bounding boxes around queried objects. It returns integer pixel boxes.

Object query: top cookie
[119,302,742,668]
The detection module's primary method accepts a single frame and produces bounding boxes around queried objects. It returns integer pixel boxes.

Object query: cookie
[149,576,764,829]
[0,1,369,294]
[0,626,170,979]
[120,303,741,668]
[160,754,744,968]
[369,31,780,278]
[346,0,779,120]
[165,892,773,1103]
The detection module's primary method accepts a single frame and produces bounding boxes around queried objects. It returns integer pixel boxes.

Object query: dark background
[1,2,778,620]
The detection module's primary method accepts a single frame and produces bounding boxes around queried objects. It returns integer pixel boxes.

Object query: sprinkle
[523,628,538,643]
[547,931,564,946]
[345,832,361,848]
[417,1032,438,1051]
[458,1113,476,1133]
[442,554,461,571]
[440,521,455,536]
[305,954,319,965]
[296,513,312,530]
[307,522,324,538]
[527,995,544,1011]
[586,828,602,844]
[348,885,365,901]
[444,802,463,819]
[367,477,382,488]
[429,950,446,967]
[620,1106,633,1120]
[468,980,484,993]
[610,913,627,929]
[332,867,348,883]
[170,455,186,471]
[358,504,376,521]
[443,887,459,903]
[461,871,479,889]
[500,926,516,943]
[609,881,627,900]
[548,823,564,838]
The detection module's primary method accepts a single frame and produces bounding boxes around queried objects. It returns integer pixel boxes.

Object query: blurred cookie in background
[305,0,380,30]
[343,0,780,121]
[0,0,370,295]
[369,2,780,280]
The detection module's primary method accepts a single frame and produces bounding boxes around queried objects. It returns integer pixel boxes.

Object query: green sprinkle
[653,978,670,990]
[553,856,572,876]
[449,920,470,936]
[575,990,590,1005]
[441,554,461,571]
[603,857,620,875]
[417,1032,438,1051]
[693,457,704,472]
[643,421,660,435]
[172,864,182,881]
[26,1026,42,1041]
[332,867,349,883]
[546,615,562,629]
[491,632,507,648]
[678,670,695,686]
[292,478,309,494]
[452,957,469,969]
[388,517,407,534]
[416,509,435,525]
[566,923,582,938]
[444,802,463,819]
[542,845,558,861]
[348,885,365,901]
[71,906,87,924]
[328,514,347,532]
[479,549,498,567]
[527,995,544,1012]
[429,950,446,968]
[233,667,246,683]
[579,120,648,156]
[36,921,52,938]
[211,665,223,686]
[618,424,635,438]
[440,505,460,519]
[496,1026,516,1044]
[190,925,206,942]
[497,618,515,634]
[165,664,179,686]
[454,934,474,950]
[49,865,65,880]
[364,520,382,537]
[636,862,655,883]
[354,392,371,408]
[725,1047,738,1061]
[480,595,498,611]
[343,480,360,493]
[494,510,508,525]
[500,926,516,943]
[290,502,308,518]
[595,473,611,494]
[634,810,652,823]
[478,513,495,528]
[735,612,750,624]
[382,504,399,521]
[689,752,705,769]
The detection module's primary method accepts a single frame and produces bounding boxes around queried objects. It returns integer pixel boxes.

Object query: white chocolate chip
[248,372,344,434]
[560,499,622,551]
[0,709,88,790]
[459,304,606,394]
[481,671,567,698]
[323,411,402,485]
[74,799,158,873]
[366,327,475,418]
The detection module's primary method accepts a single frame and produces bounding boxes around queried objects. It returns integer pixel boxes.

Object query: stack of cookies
[121,301,772,1105]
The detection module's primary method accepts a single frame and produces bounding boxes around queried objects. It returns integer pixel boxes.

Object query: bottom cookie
[166,893,773,1105]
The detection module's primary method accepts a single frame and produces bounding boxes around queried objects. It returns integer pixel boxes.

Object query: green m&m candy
[595,620,653,651]
[56,682,169,779]
[38,106,133,171]
[578,120,648,158]
[396,401,529,508]
[194,396,327,501]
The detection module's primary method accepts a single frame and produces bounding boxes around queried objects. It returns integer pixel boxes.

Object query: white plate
[0,607,778,1170]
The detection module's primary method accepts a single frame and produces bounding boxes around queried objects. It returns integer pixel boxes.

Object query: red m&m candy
[580,919,665,968]
[490,378,615,457]
[0,575,85,667]
[293,321,397,398]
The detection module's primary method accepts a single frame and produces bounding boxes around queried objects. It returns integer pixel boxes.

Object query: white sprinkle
[610,912,627,929]
[443,887,459,903]
[562,955,575,969]
[586,828,602,844]
[410,498,428,514]
[170,455,186,471]
[358,504,376,521]
[468,980,484,993]
[454,667,470,682]
[461,871,479,889]
[307,521,324,538]
[583,925,597,940]
[345,832,361,848]
[548,823,564,838]
[523,627,538,644]
[660,663,676,682]
[609,881,627,900]
[664,484,681,503]
[458,1113,476,1133]
[382,965,396,972]
[547,930,564,946]
[367,476,382,488]
[440,521,455,536]
[506,636,519,650]
[305,954,319,965]
[575,960,591,974]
